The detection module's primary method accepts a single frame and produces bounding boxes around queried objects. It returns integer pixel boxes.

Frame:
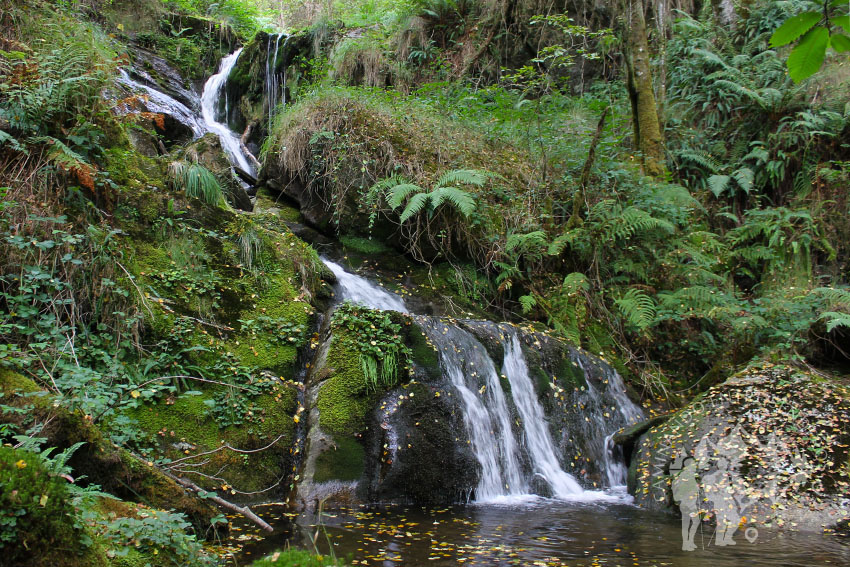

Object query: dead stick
[168,473,274,533]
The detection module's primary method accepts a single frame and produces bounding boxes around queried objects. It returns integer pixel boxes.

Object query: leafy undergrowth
[251,549,348,567]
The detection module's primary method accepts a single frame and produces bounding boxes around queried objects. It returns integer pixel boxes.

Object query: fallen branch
[166,472,274,533]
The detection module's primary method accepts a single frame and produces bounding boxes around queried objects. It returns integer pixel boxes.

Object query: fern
[436,169,490,187]
[399,192,431,222]
[378,168,485,223]
[615,289,657,331]
[386,180,423,209]
[169,161,223,206]
[819,312,850,332]
[429,186,476,216]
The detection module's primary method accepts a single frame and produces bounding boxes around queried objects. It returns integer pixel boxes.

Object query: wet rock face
[628,363,850,533]
[127,47,201,110]
[462,321,643,489]
[360,378,480,504]
[224,31,313,137]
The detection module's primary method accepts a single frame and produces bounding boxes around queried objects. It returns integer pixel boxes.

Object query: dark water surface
[227,497,850,566]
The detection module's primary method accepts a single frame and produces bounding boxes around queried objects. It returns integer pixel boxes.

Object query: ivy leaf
[787,27,829,82]
[769,12,822,47]
[830,33,850,53]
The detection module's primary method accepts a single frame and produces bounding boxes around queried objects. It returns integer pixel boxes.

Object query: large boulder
[627,362,850,534]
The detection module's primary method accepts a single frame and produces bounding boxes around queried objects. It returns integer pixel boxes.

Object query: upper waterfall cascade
[266,33,290,125]
[200,49,256,176]
[119,49,258,178]
[116,69,206,138]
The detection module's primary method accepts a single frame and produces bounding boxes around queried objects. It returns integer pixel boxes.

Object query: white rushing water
[501,331,584,497]
[421,320,526,501]
[200,49,256,176]
[265,33,289,125]
[322,258,408,313]
[117,69,206,138]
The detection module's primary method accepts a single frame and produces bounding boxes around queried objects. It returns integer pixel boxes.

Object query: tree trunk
[623,0,666,178]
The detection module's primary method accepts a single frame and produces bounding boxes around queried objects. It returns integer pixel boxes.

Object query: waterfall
[501,330,583,497]
[322,258,408,313]
[420,319,526,501]
[116,69,206,138]
[200,49,256,176]
[321,260,643,503]
[265,33,289,126]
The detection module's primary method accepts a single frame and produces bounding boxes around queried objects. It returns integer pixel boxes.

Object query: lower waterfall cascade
[319,257,644,503]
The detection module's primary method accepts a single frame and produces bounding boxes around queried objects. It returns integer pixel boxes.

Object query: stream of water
[228,501,850,566]
[116,69,206,138]
[200,49,256,176]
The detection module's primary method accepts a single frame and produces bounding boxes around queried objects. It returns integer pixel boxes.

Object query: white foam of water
[502,331,584,497]
[117,69,206,138]
[322,258,408,313]
[200,50,255,176]
[421,321,526,500]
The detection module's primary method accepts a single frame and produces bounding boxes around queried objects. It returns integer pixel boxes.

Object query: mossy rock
[125,382,299,499]
[0,369,221,535]
[0,447,83,566]
[313,435,366,483]
[629,362,850,532]
[316,332,376,437]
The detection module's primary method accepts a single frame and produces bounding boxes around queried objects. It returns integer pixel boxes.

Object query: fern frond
[812,287,850,307]
[677,150,721,173]
[548,230,583,256]
[436,168,489,188]
[562,272,589,294]
[429,186,476,217]
[387,182,423,209]
[399,192,430,223]
[708,174,731,197]
[820,312,850,333]
[506,231,547,254]
[615,288,656,331]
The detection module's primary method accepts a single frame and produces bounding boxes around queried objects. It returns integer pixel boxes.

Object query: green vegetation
[3,0,850,561]
[251,549,349,567]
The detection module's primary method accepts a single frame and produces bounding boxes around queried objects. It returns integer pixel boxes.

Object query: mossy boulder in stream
[297,312,476,507]
[627,362,850,533]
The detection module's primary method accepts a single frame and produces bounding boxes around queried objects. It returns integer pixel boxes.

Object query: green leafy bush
[331,302,412,391]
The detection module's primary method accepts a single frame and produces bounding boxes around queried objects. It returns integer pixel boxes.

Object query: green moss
[0,367,40,395]
[126,393,222,450]
[251,549,348,567]
[313,435,366,483]
[0,447,82,566]
[340,234,391,255]
[125,383,300,494]
[228,271,311,374]
[317,333,374,436]
[555,355,588,389]
[408,322,441,381]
